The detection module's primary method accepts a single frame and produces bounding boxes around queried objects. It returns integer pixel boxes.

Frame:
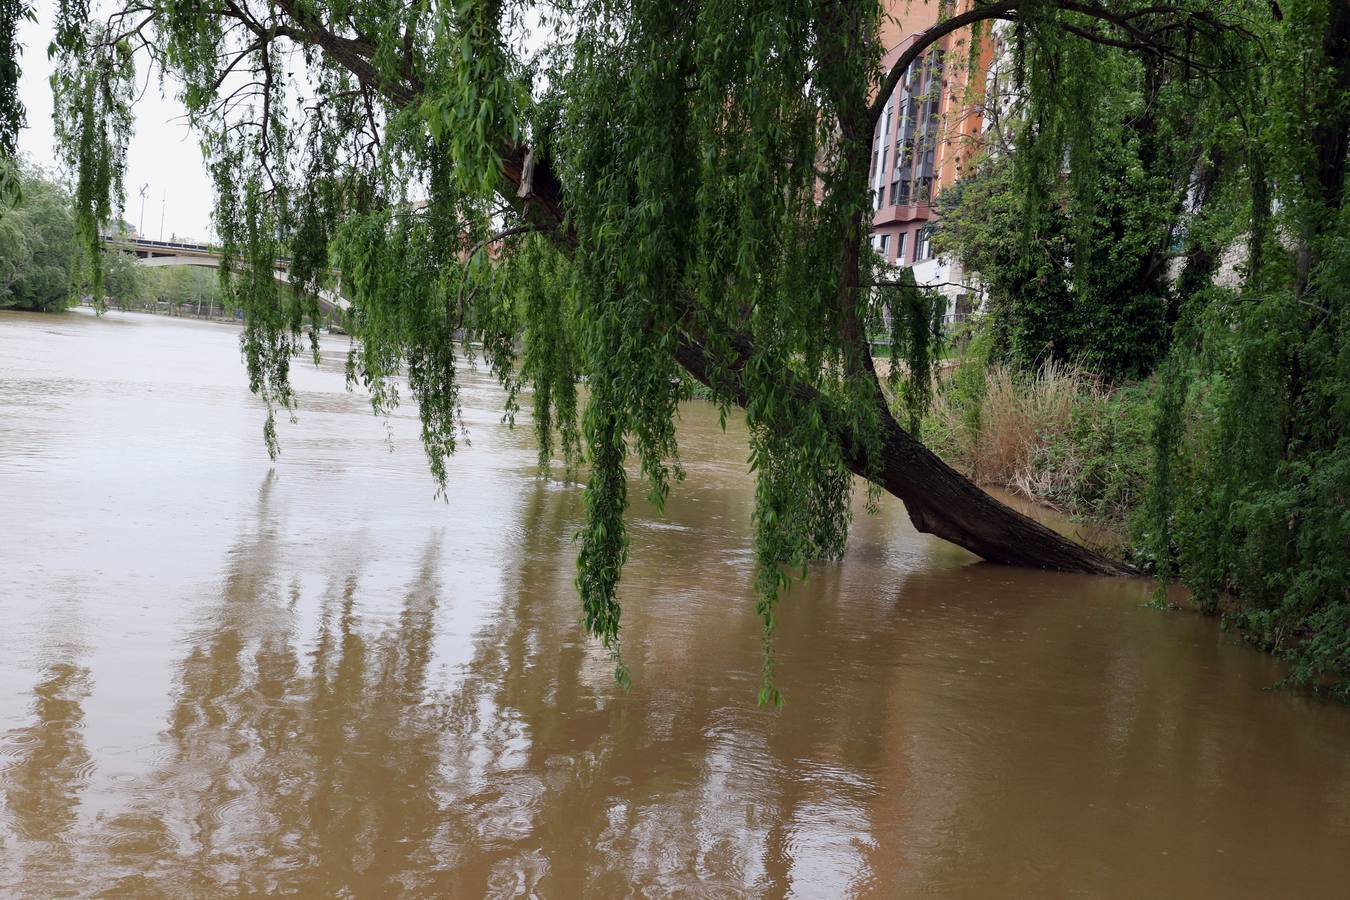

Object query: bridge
[102,234,349,313]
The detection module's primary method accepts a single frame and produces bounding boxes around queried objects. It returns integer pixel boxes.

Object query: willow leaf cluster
[51,1,133,302]
[0,0,33,157]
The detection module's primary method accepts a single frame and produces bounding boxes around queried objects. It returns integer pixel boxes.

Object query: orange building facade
[870,2,996,315]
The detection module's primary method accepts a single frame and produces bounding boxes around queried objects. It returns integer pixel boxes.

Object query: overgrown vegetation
[923,335,1153,529]
[0,160,229,313]
[0,161,75,311]
[933,0,1349,700]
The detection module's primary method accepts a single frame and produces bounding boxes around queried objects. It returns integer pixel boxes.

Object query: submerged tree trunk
[674,336,1135,576]
[860,404,1134,574]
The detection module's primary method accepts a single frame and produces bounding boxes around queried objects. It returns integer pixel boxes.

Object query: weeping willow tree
[1147,0,1350,698]
[32,0,1267,696]
[0,0,34,205]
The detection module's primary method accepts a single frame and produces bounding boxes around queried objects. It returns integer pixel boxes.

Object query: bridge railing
[101,234,218,253]
[101,234,302,268]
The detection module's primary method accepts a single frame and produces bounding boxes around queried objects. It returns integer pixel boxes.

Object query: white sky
[16,0,217,241]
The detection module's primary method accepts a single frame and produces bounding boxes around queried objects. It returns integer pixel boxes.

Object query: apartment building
[870,1,996,322]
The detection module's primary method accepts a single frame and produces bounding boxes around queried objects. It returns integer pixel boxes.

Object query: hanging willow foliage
[43,0,1261,699]
[0,0,32,152]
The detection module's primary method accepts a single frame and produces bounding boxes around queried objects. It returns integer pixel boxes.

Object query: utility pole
[159,188,167,241]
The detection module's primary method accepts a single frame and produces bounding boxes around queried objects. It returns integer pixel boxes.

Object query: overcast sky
[16,0,217,241]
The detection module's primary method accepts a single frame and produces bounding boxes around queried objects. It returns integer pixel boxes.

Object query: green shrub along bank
[0,161,77,311]
[923,0,1349,702]
[922,313,1347,702]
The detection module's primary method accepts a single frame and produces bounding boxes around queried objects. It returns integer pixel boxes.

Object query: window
[895,176,911,205]
[895,232,907,266]
[916,176,932,203]
[954,293,975,321]
[879,234,890,260]
[897,139,914,170]
[870,114,884,177]
[873,188,884,210]
[916,226,934,262]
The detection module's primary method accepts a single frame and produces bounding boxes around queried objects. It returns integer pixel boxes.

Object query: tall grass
[924,355,1153,526]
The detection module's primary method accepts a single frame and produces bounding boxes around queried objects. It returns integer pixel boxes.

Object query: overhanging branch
[868,0,1020,130]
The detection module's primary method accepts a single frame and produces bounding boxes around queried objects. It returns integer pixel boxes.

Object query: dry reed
[927,359,1118,514]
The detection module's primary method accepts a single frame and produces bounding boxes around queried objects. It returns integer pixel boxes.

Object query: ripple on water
[98,810,177,858]
[485,849,548,899]
[201,792,255,832]
[69,757,99,784]
[470,773,546,847]
[0,731,42,758]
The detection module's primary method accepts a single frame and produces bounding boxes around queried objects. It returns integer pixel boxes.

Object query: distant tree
[157,265,222,311]
[97,244,144,308]
[0,162,76,312]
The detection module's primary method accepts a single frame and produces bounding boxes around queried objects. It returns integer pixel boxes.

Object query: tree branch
[868,0,1020,130]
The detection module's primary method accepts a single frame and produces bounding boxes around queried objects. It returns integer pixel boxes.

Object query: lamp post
[137,184,149,236]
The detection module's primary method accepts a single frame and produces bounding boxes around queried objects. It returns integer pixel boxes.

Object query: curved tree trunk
[675,336,1135,576]
[857,402,1133,574]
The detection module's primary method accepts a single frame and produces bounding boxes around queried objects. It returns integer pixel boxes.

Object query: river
[2,309,1347,897]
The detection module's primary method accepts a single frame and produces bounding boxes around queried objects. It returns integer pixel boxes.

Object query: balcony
[872,203,934,226]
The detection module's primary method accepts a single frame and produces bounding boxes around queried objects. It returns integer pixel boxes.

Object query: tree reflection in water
[1,662,94,890]
[80,472,456,895]
[49,464,890,896]
[4,458,1350,897]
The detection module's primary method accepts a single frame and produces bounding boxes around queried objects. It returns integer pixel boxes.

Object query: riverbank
[73,301,349,335]
[78,300,243,326]
[922,355,1153,537]
[916,338,1349,703]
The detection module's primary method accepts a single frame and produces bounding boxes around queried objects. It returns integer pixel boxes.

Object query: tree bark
[674,334,1134,575]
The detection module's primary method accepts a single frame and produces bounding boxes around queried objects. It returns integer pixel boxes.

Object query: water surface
[2,309,1348,897]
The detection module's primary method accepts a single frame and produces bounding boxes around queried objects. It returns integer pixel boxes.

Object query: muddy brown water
[2,309,1348,898]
